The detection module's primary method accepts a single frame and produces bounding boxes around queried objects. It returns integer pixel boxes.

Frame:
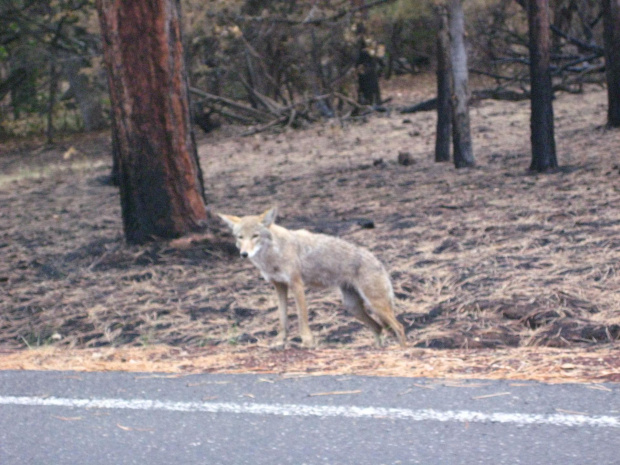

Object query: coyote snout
[218,207,407,349]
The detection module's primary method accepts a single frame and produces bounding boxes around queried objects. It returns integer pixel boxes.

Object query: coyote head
[218,207,277,258]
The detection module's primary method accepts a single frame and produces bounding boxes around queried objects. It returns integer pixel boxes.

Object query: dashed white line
[1,395,618,428]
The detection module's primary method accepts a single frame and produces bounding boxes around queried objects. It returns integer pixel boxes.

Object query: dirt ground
[1,76,619,382]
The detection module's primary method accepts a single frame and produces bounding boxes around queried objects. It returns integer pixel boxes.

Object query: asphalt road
[1,370,618,464]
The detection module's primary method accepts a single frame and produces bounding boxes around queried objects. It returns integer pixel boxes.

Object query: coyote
[218,207,406,348]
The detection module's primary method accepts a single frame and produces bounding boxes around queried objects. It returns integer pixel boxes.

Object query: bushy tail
[355,281,407,348]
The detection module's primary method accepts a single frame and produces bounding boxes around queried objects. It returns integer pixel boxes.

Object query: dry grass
[0,345,617,384]
[1,76,619,381]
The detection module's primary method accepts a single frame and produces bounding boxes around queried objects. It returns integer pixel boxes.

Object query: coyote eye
[252,233,259,239]
[236,235,243,240]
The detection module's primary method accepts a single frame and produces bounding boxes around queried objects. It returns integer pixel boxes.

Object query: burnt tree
[96,0,208,243]
[448,0,475,168]
[527,0,558,172]
[435,6,451,163]
[603,0,620,127]
[356,47,382,106]
[46,56,59,145]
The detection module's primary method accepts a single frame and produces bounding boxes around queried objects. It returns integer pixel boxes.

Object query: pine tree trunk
[603,0,620,128]
[448,0,475,168]
[528,0,558,172]
[435,6,451,163]
[96,0,207,244]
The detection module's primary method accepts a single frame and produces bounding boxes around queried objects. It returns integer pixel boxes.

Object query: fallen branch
[208,107,255,124]
[189,87,272,122]
[400,87,533,115]
[240,116,288,137]
[470,68,528,84]
[333,91,368,110]
[192,86,389,133]
[400,98,437,113]
[472,88,530,102]
[239,77,285,116]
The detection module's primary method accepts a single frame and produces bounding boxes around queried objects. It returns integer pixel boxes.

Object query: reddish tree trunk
[96,0,207,244]
[603,0,620,127]
[527,0,558,172]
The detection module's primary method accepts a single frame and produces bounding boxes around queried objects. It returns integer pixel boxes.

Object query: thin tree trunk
[603,0,620,127]
[96,0,207,244]
[448,0,475,168]
[46,57,58,145]
[64,57,106,131]
[435,6,451,163]
[528,0,558,172]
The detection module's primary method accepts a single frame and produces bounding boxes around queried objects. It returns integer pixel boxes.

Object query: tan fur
[218,207,407,348]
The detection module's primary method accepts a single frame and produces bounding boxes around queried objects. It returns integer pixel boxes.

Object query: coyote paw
[270,335,287,351]
[301,335,315,349]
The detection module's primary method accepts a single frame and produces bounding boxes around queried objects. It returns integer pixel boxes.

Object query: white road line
[1,395,619,428]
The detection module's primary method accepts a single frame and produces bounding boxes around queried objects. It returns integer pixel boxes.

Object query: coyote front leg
[290,274,314,348]
[272,281,288,348]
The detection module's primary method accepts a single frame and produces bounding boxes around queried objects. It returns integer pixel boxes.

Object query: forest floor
[1,75,619,383]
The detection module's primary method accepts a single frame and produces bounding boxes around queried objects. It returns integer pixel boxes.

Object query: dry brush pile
[1,81,619,360]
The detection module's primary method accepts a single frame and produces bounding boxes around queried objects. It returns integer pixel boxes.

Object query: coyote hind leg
[340,285,383,346]
[361,287,407,348]
[377,310,407,348]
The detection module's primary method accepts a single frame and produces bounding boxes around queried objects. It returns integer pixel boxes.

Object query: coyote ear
[260,207,278,227]
[218,213,241,230]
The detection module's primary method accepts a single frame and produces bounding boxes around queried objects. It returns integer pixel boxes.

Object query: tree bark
[96,0,207,244]
[109,106,121,187]
[603,0,620,128]
[448,0,475,168]
[435,6,451,163]
[528,0,558,172]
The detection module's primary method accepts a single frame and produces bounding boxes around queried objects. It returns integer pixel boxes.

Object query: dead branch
[240,116,288,137]
[400,88,530,115]
[236,0,397,26]
[209,107,255,125]
[239,77,285,115]
[470,68,527,84]
[472,88,530,102]
[554,55,602,75]
[189,87,272,122]
[400,98,437,113]
[191,85,386,133]
[550,24,604,55]
[333,91,368,110]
